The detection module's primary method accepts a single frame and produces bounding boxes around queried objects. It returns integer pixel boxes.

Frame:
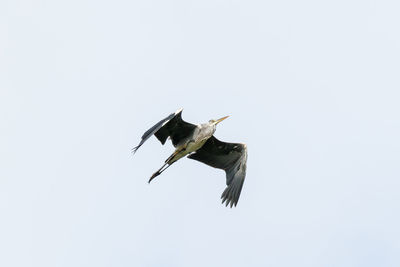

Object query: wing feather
[132,108,196,153]
[188,136,248,207]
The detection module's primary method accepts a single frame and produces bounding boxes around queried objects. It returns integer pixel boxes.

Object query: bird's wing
[187,136,248,207]
[132,108,197,153]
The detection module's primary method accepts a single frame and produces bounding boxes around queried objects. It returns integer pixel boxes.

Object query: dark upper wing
[187,136,248,207]
[132,108,197,153]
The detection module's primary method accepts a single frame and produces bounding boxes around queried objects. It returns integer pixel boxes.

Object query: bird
[132,108,248,207]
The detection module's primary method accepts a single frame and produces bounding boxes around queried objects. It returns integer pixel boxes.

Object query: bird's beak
[215,116,229,124]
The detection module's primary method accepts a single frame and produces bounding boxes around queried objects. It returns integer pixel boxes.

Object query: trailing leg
[148,162,172,183]
[148,145,187,183]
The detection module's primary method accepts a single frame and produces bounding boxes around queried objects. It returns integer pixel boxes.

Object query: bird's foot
[148,172,159,183]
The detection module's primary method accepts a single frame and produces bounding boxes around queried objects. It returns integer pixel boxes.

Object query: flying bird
[132,108,248,207]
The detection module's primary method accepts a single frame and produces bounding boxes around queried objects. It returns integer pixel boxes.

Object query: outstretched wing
[187,136,248,207]
[132,108,197,153]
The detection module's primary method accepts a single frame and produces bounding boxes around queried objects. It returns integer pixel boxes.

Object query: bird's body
[133,108,248,207]
[167,122,217,163]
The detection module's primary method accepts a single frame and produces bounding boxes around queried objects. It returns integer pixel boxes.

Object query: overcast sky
[1,0,400,266]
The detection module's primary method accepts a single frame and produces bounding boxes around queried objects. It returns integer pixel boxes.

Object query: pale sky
[1,0,400,266]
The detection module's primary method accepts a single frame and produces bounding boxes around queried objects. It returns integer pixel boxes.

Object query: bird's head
[209,116,229,126]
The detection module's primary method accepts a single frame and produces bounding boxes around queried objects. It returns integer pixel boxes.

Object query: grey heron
[132,108,248,207]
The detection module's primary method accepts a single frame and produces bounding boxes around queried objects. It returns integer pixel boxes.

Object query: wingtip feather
[175,108,184,114]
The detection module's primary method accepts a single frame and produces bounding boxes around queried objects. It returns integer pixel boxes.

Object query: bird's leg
[165,144,187,164]
[148,162,172,183]
[148,145,187,183]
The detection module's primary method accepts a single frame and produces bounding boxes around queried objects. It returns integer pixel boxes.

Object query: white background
[1,0,399,266]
